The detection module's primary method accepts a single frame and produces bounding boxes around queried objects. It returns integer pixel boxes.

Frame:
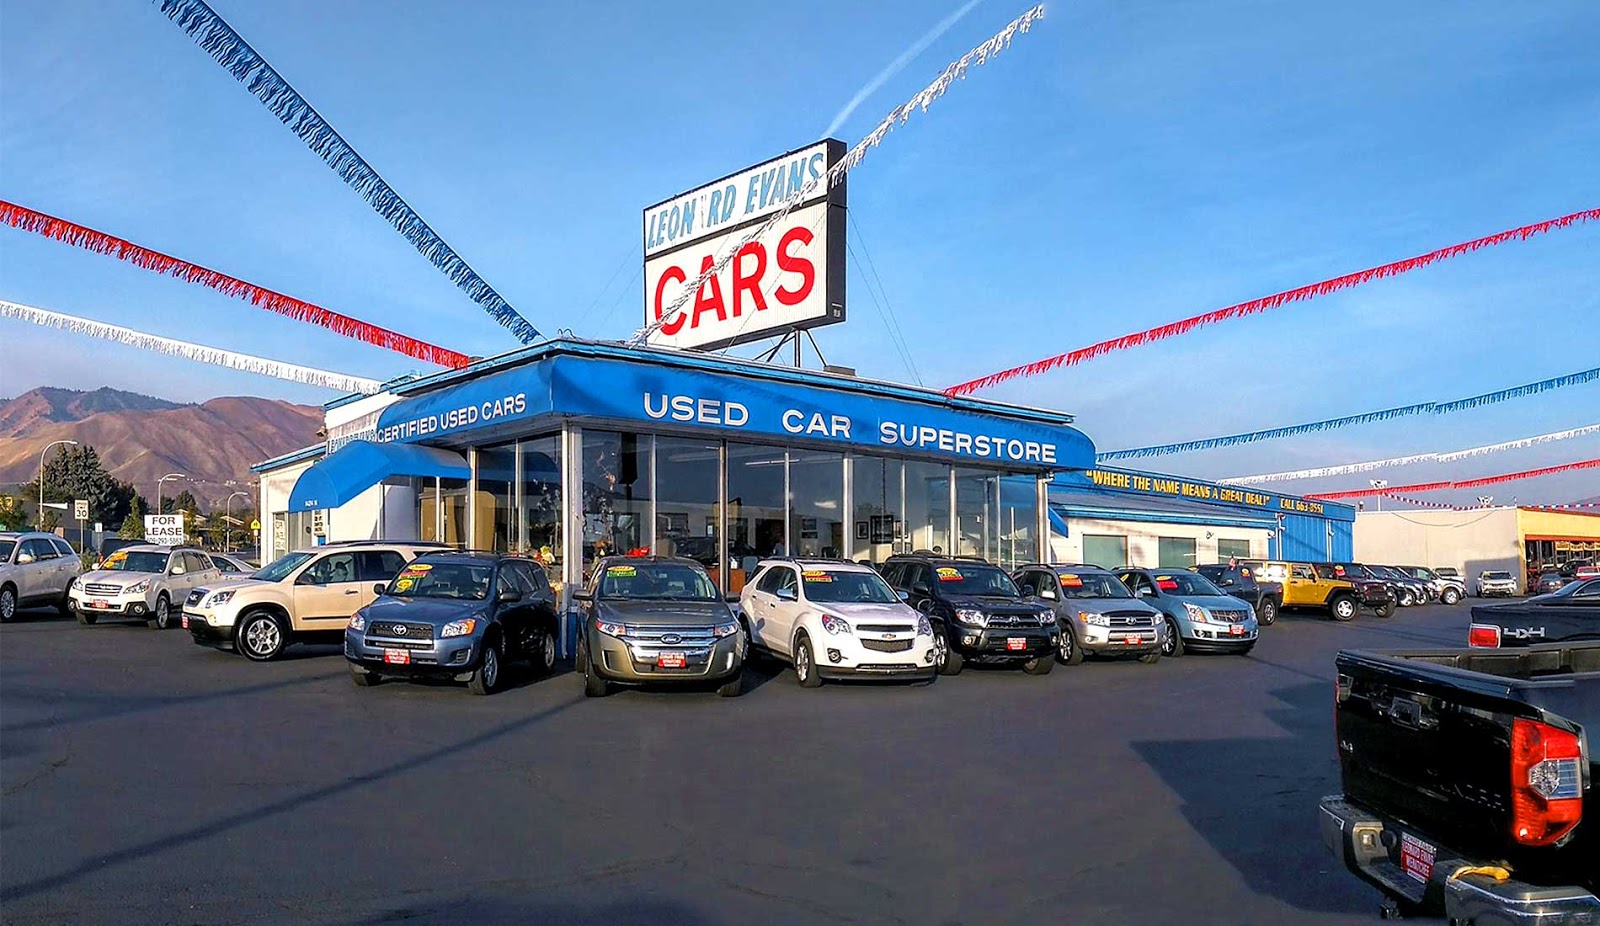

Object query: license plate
[657,652,686,668]
[1399,832,1436,884]
[383,649,410,665]
[1006,637,1027,651]
[92,599,109,609]
[1229,624,1245,636]
[182,615,190,629]
[1125,636,1143,644]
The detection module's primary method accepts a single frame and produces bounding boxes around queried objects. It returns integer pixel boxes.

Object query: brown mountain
[0,388,321,504]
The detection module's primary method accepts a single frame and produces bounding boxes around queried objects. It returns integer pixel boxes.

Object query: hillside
[0,388,321,503]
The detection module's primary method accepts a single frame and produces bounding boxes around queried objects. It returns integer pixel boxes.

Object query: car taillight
[1468,624,1502,648]
[1509,718,1584,847]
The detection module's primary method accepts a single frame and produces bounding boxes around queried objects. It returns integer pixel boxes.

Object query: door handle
[344,589,360,595]
[766,601,777,608]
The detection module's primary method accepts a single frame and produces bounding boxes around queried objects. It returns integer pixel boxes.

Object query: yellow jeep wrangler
[1269,561,1394,621]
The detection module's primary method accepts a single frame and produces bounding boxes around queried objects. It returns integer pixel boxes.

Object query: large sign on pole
[144,514,186,546]
[643,139,846,351]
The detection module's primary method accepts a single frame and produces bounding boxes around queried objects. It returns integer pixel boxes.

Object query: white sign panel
[144,514,185,546]
[643,139,846,351]
[73,499,89,520]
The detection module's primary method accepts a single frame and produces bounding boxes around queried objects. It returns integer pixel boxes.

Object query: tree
[118,509,145,540]
[0,495,28,531]
[162,489,202,518]
[20,445,140,529]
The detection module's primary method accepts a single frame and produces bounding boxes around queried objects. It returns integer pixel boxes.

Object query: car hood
[816,601,919,621]
[1170,594,1252,612]
[942,594,1050,615]
[77,569,162,586]
[595,599,732,626]
[1055,595,1158,614]
[363,595,485,625]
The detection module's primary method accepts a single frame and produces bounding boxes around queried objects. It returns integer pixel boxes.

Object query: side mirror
[296,572,322,586]
[1220,578,1235,587]
[171,566,186,576]
[1137,588,1154,598]
[1021,587,1036,598]
[897,590,910,602]
[911,583,931,597]
[373,583,387,595]
[1040,587,1058,600]
[16,553,34,565]
[498,587,522,603]
[776,587,797,602]
[572,590,593,603]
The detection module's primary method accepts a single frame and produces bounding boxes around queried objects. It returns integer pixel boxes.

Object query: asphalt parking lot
[1,602,1478,926]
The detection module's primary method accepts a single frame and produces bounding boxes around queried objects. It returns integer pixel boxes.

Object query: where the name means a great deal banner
[643,139,846,351]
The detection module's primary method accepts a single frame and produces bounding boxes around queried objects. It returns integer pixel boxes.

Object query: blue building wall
[1272,513,1353,561]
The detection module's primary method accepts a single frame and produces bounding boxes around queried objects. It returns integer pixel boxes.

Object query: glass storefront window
[996,476,1038,570]
[520,436,563,574]
[653,436,721,576]
[475,444,516,551]
[1217,538,1251,562]
[727,442,786,591]
[1157,536,1197,568]
[788,449,844,559]
[849,456,903,564]
[904,461,951,554]
[583,432,652,583]
[1082,534,1128,568]
[954,467,1000,563]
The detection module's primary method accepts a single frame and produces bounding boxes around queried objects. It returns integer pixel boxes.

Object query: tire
[1161,616,1185,657]
[580,642,609,698]
[1441,588,1461,605]
[1056,626,1085,666]
[148,594,173,630]
[1022,653,1054,675]
[529,624,557,677]
[793,633,823,688]
[236,610,288,661]
[1374,601,1396,619]
[1257,598,1278,626]
[351,667,380,687]
[57,588,73,617]
[468,635,502,696]
[716,671,744,698]
[1330,596,1357,622]
[1398,589,1415,608]
[76,608,97,625]
[0,585,16,623]
[1137,650,1161,665]
[935,627,964,676]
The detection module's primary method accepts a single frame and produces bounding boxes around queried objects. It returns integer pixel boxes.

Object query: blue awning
[287,440,469,511]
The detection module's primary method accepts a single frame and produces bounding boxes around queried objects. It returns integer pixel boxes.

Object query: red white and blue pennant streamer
[1222,424,1600,484]
[1307,458,1600,500]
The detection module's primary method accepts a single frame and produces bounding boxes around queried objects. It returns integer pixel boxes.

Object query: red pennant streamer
[945,207,1600,396]
[1,200,472,369]
[1308,458,1600,500]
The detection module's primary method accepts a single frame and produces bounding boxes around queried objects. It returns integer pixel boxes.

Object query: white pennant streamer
[1,299,383,394]
[629,3,1047,345]
[1221,424,1600,484]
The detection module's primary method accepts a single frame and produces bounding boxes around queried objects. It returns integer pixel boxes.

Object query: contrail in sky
[825,0,986,137]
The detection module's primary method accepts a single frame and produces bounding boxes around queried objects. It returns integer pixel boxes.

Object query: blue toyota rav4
[345,552,560,695]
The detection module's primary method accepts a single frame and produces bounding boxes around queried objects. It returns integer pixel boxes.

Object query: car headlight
[596,619,627,638]
[125,579,151,594]
[1078,611,1110,627]
[204,589,235,608]
[712,620,739,638]
[954,608,988,627]
[1183,602,1210,623]
[820,613,851,635]
[348,612,365,631]
[440,618,478,638]
[916,615,932,636]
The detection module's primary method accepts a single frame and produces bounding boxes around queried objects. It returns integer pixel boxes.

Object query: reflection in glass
[654,437,721,574]
[583,432,651,578]
[849,456,903,563]
[788,449,843,559]
[475,444,516,551]
[903,461,950,554]
[727,443,785,591]
[520,436,563,574]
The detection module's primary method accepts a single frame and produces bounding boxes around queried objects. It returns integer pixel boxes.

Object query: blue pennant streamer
[154,0,541,345]
[1099,368,1600,460]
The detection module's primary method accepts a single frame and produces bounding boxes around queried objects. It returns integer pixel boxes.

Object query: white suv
[0,532,82,621]
[740,559,937,687]
[70,545,222,629]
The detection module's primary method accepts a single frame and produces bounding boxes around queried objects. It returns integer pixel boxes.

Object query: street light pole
[225,491,249,553]
[37,439,79,530]
[1369,479,1389,512]
[156,473,187,517]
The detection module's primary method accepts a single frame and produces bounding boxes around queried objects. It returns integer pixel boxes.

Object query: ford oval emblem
[660,633,682,645]
[391,624,408,636]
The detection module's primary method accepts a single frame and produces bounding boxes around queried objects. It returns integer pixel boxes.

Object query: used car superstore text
[375,390,1063,465]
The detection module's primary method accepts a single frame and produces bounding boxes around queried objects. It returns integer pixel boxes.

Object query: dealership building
[1355,507,1600,593]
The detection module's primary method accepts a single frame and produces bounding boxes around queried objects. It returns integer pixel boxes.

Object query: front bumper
[345,628,486,678]
[588,631,744,684]
[813,632,938,678]
[1480,585,1518,597]
[1319,794,1600,925]
[947,624,1057,662]
[1183,621,1257,652]
[69,588,150,617]
[1078,623,1162,655]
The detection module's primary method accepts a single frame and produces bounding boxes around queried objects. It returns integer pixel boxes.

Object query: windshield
[1406,567,1435,580]
[1254,563,1287,582]
[1484,571,1513,580]
[598,562,718,601]
[251,551,314,583]
[933,564,1020,597]
[103,550,170,573]
[1152,572,1225,597]
[1056,572,1133,599]
[1550,578,1598,598]
[214,557,243,573]
[800,569,900,604]
[387,561,492,600]
[0,540,14,562]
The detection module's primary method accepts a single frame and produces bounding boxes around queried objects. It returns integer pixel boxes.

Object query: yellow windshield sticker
[606,565,637,577]
[105,551,127,566]
[393,578,415,592]
[802,571,833,582]
[1059,574,1083,587]
[937,567,963,581]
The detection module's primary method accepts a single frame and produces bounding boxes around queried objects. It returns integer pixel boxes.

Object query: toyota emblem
[660,633,682,645]
[391,624,408,636]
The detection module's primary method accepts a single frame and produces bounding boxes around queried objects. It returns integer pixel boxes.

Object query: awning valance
[287,440,468,511]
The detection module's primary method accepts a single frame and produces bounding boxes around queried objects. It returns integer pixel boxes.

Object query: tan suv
[183,541,446,661]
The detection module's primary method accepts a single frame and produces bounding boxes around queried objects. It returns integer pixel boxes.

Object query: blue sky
[2,0,1596,504]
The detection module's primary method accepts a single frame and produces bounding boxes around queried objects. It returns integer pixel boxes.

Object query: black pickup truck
[1469,578,1600,648]
[1321,643,1599,923]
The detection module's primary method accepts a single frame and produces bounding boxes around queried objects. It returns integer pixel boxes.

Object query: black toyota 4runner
[881,554,1058,676]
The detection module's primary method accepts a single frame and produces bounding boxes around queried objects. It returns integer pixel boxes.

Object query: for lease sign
[144,514,185,546]
[643,139,846,351]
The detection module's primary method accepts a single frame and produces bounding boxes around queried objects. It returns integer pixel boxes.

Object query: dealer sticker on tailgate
[1400,832,1435,884]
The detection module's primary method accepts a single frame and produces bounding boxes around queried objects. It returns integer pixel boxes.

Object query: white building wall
[1353,509,1523,593]
[1053,517,1269,568]
[258,459,314,563]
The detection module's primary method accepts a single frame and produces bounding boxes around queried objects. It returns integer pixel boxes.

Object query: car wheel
[1162,616,1185,657]
[57,587,73,617]
[237,610,287,661]
[149,594,173,630]
[1398,589,1415,608]
[717,671,744,698]
[1374,601,1396,619]
[76,608,97,625]
[934,627,964,676]
[794,633,823,688]
[1331,596,1357,622]
[1022,653,1054,675]
[580,642,609,697]
[1137,650,1161,665]
[351,667,380,687]
[530,625,557,676]
[1441,588,1460,605]
[1057,627,1084,666]
[0,585,17,623]
[1258,599,1278,626]
[468,636,502,696]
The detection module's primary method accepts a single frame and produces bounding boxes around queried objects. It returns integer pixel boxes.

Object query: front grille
[84,583,121,596]
[1211,609,1250,624]
[861,638,914,653]
[623,624,716,650]
[367,621,436,641]
[1107,611,1157,628]
[986,612,1051,628]
[857,623,914,633]
[366,637,432,651]
[186,590,205,607]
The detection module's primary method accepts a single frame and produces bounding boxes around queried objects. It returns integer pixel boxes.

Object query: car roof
[759,558,877,573]
[595,555,706,569]
[885,553,997,567]
[1017,563,1115,574]
[414,550,536,563]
